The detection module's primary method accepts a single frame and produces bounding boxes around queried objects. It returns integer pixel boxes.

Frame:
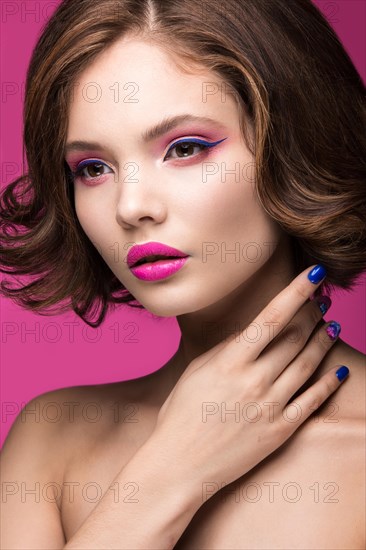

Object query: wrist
[126,433,203,516]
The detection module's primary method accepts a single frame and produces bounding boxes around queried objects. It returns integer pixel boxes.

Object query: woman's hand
[150,264,348,496]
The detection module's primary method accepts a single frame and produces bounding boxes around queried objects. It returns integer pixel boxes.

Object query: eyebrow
[64,114,225,154]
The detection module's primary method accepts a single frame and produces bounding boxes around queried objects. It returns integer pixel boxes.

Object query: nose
[115,163,167,229]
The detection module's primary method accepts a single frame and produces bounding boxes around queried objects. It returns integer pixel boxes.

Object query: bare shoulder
[2,375,153,467]
[300,337,366,445]
[288,338,365,520]
[1,375,158,550]
[271,336,366,493]
[236,338,366,549]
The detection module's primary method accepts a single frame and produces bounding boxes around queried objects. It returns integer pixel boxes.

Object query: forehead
[66,37,242,140]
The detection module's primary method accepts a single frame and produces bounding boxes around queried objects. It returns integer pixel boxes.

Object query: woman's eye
[71,138,227,182]
[164,138,227,161]
[165,141,206,160]
[73,161,113,182]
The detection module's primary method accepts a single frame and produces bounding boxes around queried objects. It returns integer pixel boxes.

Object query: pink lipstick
[127,242,189,281]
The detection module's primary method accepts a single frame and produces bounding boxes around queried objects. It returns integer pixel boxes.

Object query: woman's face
[65,37,284,317]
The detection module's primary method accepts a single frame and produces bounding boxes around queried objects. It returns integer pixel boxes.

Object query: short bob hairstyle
[0,0,365,327]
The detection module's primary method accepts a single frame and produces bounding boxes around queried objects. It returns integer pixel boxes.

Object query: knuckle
[246,372,267,398]
[294,280,309,301]
[264,304,282,325]
[323,376,336,395]
[297,357,314,376]
[310,382,333,409]
[308,395,323,413]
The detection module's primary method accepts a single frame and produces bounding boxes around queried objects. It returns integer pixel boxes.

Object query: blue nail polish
[335,365,349,382]
[326,321,341,341]
[308,265,326,284]
[315,295,331,315]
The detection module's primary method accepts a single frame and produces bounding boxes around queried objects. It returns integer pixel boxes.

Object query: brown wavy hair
[0,0,365,327]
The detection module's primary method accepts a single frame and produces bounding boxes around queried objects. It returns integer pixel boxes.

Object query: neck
[165,234,298,381]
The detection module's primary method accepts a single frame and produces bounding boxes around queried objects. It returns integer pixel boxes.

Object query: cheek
[181,167,257,237]
[74,188,112,249]
[181,163,280,259]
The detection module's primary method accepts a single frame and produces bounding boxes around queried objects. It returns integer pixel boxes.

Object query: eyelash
[71,137,227,184]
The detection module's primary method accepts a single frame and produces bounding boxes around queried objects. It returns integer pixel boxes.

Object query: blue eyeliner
[70,138,228,180]
[72,159,108,178]
[166,137,228,154]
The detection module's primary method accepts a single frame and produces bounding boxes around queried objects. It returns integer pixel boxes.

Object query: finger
[278,365,349,433]
[257,294,331,383]
[218,264,327,367]
[273,319,341,401]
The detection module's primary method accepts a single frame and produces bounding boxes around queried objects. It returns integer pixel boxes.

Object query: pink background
[1,0,365,447]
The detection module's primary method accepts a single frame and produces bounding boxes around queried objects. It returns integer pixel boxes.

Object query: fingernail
[308,264,327,284]
[314,295,332,315]
[335,365,349,382]
[326,321,341,341]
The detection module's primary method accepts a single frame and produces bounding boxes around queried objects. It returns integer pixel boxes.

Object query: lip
[126,241,189,268]
[130,257,189,281]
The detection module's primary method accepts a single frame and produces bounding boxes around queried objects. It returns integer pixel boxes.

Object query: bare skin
[1,36,365,549]
[1,282,365,548]
[34,337,365,549]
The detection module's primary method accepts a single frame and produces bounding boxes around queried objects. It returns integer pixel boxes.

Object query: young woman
[1,0,365,548]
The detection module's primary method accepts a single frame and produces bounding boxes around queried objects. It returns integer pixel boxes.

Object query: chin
[138,299,204,318]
